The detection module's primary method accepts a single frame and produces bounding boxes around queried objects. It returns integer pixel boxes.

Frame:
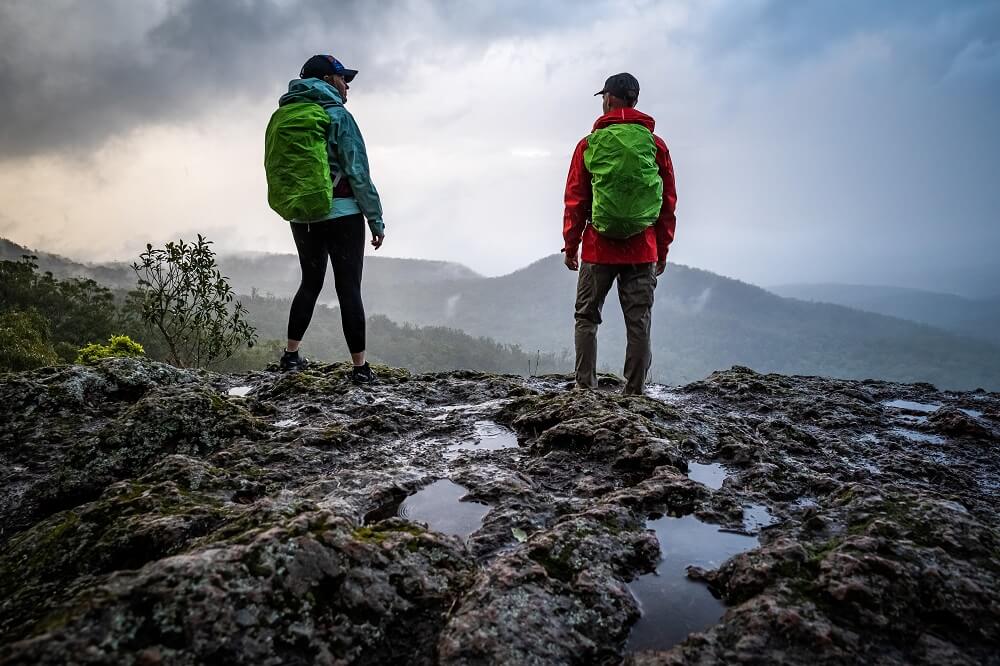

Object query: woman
[273,54,385,383]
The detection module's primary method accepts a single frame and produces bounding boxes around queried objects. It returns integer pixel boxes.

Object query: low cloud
[1,1,998,296]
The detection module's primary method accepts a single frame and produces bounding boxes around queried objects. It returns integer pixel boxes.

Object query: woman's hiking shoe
[351,362,377,384]
[279,350,309,371]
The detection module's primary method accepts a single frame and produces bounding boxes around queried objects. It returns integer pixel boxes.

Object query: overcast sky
[1,0,998,296]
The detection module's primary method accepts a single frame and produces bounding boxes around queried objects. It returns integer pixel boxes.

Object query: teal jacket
[278,78,384,235]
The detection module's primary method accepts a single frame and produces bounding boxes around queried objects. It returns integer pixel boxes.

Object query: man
[562,72,677,395]
[270,54,384,382]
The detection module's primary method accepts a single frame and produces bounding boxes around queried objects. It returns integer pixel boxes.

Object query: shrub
[130,235,256,368]
[76,335,146,365]
[0,256,119,361]
[0,309,60,371]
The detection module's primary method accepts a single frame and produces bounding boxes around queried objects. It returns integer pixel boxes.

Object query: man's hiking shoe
[279,350,309,372]
[351,362,377,384]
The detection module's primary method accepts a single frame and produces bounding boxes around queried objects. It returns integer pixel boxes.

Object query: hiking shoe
[279,350,309,372]
[351,362,377,384]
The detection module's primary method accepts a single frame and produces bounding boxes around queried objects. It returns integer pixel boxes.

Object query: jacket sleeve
[563,137,591,256]
[329,107,384,236]
[654,137,677,262]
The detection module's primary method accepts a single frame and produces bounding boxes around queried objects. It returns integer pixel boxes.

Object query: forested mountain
[361,254,1000,390]
[238,296,560,375]
[1,238,134,290]
[769,283,1000,346]
[0,244,553,377]
[5,238,999,389]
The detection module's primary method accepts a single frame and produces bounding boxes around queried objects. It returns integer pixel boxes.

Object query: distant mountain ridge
[365,254,1000,390]
[1,238,134,290]
[0,238,482,296]
[4,237,999,390]
[769,283,1000,345]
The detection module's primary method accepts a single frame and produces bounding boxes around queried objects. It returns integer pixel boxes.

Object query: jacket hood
[279,78,344,107]
[592,107,655,132]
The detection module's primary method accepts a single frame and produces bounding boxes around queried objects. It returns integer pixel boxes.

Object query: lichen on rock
[1,358,998,664]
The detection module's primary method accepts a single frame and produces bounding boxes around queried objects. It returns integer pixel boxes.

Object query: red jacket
[563,107,677,264]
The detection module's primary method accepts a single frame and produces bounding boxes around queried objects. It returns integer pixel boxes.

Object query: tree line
[0,236,566,377]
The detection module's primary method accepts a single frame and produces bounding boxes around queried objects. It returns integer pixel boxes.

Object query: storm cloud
[0,0,603,157]
[1,0,998,296]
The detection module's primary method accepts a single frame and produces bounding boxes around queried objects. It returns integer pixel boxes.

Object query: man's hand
[371,233,385,250]
[655,259,666,276]
[564,249,579,271]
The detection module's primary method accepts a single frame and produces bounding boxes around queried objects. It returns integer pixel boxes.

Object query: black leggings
[287,214,366,353]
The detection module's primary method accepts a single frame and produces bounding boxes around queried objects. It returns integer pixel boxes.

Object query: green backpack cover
[584,123,663,238]
[264,102,332,221]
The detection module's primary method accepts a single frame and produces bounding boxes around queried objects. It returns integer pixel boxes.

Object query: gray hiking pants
[574,261,657,395]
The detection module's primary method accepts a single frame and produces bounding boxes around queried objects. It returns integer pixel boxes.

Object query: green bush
[0,256,120,361]
[0,256,121,363]
[131,236,257,368]
[0,309,61,371]
[75,335,146,365]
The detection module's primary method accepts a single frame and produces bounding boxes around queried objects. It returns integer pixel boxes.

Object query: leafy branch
[131,235,256,368]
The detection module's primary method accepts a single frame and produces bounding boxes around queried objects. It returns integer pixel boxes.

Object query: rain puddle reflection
[884,399,940,413]
[228,386,253,397]
[446,421,519,454]
[743,503,777,532]
[273,419,299,428]
[891,428,945,445]
[627,515,759,652]
[387,479,490,540]
[886,400,983,421]
[687,462,727,490]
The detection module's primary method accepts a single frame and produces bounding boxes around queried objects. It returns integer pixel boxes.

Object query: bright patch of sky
[0,0,997,296]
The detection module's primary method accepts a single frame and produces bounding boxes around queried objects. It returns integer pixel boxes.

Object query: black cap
[300,54,358,82]
[594,72,639,101]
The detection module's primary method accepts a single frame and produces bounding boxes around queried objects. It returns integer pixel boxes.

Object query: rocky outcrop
[1,360,997,664]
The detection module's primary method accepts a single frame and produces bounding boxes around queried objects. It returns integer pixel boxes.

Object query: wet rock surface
[0,359,997,664]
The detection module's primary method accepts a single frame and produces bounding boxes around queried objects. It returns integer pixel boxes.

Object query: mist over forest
[4,237,999,391]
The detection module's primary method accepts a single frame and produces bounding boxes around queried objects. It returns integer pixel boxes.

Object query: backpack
[583,123,663,238]
[264,102,332,221]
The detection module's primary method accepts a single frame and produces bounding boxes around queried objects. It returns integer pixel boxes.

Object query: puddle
[446,421,519,454]
[430,398,510,417]
[273,419,299,428]
[743,503,777,532]
[884,399,940,413]
[228,386,253,397]
[891,428,945,445]
[687,462,727,490]
[627,515,759,652]
[396,479,490,539]
[886,400,983,419]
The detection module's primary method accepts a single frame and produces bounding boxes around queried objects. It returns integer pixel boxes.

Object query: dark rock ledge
[0,359,997,664]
